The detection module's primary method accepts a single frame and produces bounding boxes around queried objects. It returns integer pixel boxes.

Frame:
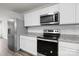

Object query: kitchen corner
[1,3,79,56]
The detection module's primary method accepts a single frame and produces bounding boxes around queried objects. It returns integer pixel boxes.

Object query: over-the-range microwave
[40,12,60,25]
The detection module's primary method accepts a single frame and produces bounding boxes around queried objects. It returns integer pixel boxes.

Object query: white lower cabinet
[20,36,37,55]
[59,41,79,56]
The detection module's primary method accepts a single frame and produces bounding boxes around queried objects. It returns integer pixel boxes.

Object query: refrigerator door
[8,21,16,51]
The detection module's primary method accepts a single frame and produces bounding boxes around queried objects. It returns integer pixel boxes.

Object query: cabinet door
[20,36,37,55]
[76,3,79,23]
[20,36,26,50]
[59,3,75,24]
[24,11,40,26]
[24,13,30,26]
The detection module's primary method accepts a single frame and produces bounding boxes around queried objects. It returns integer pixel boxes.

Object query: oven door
[37,39,58,56]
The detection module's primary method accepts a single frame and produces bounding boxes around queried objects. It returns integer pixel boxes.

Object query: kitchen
[0,3,79,56]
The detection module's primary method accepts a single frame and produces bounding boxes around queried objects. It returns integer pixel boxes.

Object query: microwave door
[40,15,53,23]
[40,16,49,23]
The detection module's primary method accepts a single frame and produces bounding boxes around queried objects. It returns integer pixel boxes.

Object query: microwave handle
[41,11,59,16]
[40,13,54,16]
[40,13,48,16]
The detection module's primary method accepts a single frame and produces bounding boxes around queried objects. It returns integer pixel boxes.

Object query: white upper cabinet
[24,11,40,26]
[59,3,75,24]
[75,3,79,23]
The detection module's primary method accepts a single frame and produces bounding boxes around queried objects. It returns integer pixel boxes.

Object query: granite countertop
[21,32,43,37]
[21,32,79,44]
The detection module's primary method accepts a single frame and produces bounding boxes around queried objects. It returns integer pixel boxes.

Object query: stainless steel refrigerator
[8,19,27,51]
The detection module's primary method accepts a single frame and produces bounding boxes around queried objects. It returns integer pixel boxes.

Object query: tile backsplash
[28,25,79,35]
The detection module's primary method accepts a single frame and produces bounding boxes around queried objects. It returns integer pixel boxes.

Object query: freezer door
[8,21,16,51]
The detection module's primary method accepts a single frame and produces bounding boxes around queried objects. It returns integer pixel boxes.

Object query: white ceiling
[0,3,56,13]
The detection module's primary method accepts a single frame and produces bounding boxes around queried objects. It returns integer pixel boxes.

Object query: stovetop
[38,34,61,40]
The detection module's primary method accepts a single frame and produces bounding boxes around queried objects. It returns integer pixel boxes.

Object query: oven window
[37,40,58,56]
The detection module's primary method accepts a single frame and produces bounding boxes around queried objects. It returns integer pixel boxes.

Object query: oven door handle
[37,38,58,43]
